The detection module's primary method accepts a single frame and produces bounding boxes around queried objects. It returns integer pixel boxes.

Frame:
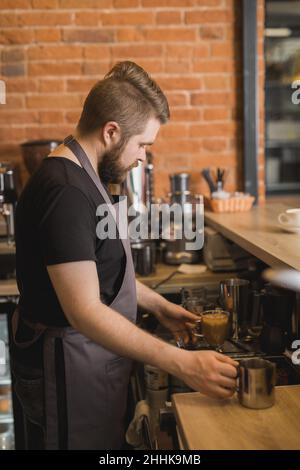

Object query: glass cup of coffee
[199,309,230,352]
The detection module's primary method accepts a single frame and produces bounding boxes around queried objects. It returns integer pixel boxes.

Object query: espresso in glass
[201,310,229,351]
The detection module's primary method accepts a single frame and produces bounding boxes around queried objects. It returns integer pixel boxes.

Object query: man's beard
[97,140,128,185]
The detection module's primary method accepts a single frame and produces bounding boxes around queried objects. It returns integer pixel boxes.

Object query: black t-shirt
[14,157,126,367]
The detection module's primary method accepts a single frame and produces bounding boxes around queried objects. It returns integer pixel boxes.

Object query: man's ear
[102,121,121,148]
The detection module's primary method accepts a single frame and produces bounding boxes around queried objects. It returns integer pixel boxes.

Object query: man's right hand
[175,350,238,399]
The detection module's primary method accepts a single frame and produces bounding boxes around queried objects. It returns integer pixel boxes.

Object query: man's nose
[139,149,147,163]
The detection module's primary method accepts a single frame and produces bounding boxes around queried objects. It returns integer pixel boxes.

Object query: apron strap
[63,135,115,210]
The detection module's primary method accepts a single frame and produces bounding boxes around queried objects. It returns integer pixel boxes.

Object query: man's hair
[77,61,170,139]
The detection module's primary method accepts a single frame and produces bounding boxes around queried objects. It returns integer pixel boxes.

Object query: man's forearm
[136,279,168,317]
[70,301,238,400]
[70,298,183,377]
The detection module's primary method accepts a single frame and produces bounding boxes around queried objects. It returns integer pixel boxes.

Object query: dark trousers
[11,359,45,450]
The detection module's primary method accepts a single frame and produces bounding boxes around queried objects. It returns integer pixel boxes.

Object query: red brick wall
[0,0,265,201]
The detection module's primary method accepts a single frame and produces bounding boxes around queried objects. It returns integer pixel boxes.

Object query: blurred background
[0,0,265,200]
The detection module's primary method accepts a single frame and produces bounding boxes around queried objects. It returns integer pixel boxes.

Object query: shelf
[267,182,300,191]
[266,111,300,117]
[0,414,13,424]
[266,140,300,148]
[0,362,12,385]
[265,82,298,88]
[0,377,11,386]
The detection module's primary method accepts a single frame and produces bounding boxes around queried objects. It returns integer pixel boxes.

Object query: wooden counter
[172,385,300,450]
[205,198,300,270]
[137,263,236,293]
[0,243,15,255]
[0,279,18,297]
[0,241,18,296]
[0,264,235,298]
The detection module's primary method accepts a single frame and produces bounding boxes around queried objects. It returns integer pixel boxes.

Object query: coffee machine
[0,163,18,245]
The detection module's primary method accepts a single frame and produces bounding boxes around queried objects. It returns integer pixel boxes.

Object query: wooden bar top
[0,279,19,297]
[172,385,300,450]
[0,264,235,298]
[0,242,18,297]
[205,197,300,271]
[137,263,236,293]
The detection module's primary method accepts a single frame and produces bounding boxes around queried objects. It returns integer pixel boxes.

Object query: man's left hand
[155,301,199,346]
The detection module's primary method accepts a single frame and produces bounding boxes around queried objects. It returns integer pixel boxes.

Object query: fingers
[182,331,190,344]
[185,322,198,344]
[173,322,197,345]
[214,386,236,399]
[185,321,197,330]
[216,354,239,378]
[177,305,200,321]
[215,352,239,368]
[218,363,238,379]
[203,384,235,399]
[182,310,200,321]
[174,329,190,345]
[191,333,198,344]
[169,305,199,322]
[216,375,237,390]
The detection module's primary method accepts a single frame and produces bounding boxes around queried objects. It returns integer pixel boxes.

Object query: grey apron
[12,135,137,450]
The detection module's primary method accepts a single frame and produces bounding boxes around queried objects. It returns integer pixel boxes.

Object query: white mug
[278,208,300,227]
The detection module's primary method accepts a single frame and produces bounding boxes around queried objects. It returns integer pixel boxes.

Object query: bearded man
[11,61,237,450]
